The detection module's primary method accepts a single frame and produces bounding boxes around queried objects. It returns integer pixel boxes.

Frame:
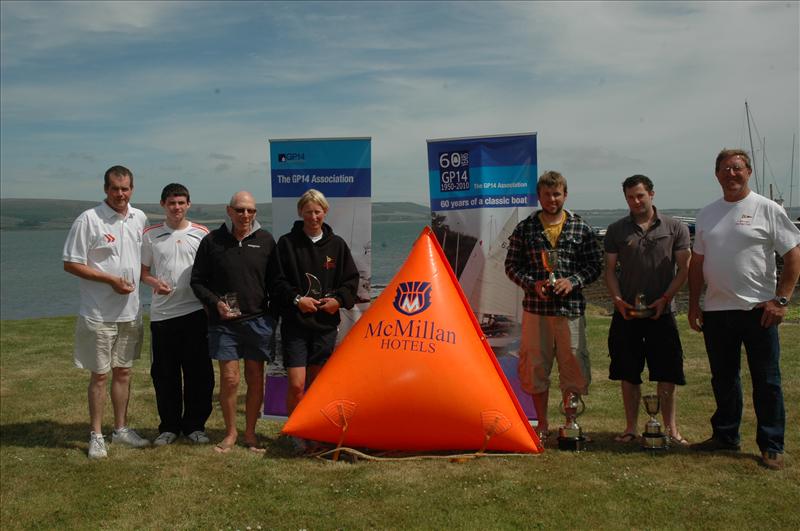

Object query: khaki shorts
[74,316,143,374]
[518,311,590,395]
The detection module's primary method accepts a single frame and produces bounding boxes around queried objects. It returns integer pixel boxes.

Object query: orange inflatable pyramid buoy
[282,227,542,453]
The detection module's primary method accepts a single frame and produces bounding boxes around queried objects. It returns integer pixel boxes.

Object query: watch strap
[774,296,789,306]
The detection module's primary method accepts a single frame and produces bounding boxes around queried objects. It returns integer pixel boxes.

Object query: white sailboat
[461,208,524,348]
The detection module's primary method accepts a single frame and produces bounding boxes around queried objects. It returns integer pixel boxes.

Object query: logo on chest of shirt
[324,256,336,270]
[103,233,116,243]
[735,214,754,226]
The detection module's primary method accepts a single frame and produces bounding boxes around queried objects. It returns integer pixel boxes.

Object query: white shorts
[74,316,143,374]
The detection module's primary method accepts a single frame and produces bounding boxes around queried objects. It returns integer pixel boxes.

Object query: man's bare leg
[88,372,109,433]
[243,359,264,448]
[658,381,683,441]
[217,360,240,449]
[531,390,550,437]
[110,367,132,430]
[620,381,641,436]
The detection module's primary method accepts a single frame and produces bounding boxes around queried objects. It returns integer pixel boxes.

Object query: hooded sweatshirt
[190,220,281,326]
[275,220,359,333]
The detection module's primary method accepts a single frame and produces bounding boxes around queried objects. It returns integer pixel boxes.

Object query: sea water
[2,207,797,321]
[0,221,427,320]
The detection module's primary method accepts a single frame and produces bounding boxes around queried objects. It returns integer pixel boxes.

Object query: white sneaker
[186,430,210,444]
[112,426,150,448]
[88,432,107,459]
[153,432,178,446]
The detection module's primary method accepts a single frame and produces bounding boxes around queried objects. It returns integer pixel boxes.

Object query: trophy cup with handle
[626,292,656,319]
[557,391,587,451]
[540,250,559,297]
[641,394,668,450]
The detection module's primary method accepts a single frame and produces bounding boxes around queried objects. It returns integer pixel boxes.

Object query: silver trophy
[557,392,587,451]
[541,250,559,297]
[641,394,668,450]
[626,292,656,319]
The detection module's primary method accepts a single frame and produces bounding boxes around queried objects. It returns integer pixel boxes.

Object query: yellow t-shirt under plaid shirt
[539,212,566,248]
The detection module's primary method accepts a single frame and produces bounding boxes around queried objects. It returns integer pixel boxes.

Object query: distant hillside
[0,199,430,230]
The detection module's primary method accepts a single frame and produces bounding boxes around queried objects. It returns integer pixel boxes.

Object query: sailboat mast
[790,133,796,209]
[762,137,767,198]
[745,101,760,194]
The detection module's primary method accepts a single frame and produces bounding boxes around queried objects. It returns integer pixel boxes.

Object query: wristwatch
[293,295,302,307]
[773,296,789,306]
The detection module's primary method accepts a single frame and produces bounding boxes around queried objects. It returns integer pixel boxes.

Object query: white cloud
[1,1,797,209]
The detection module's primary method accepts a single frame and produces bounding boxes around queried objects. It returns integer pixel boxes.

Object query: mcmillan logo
[392,281,432,316]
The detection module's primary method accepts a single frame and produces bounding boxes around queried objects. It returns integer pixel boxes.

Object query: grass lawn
[1,312,799,530]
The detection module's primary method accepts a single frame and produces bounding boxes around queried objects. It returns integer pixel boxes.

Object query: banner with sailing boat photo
[427,133,538,418]
[266,137,372,418]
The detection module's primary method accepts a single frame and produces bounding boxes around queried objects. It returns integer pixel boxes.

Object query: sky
[1,1,798,209]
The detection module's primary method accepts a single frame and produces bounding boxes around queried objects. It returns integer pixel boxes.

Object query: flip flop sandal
[614,432,638,443]
[670,435,690,446]
[242,440,267,454]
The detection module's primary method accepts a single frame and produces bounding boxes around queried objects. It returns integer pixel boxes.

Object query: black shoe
[690,436,741,452]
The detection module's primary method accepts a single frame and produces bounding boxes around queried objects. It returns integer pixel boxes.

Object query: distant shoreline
[0,198,431,231]
[2,197,798,232]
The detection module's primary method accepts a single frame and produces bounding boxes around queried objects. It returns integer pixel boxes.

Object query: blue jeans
[702,309,784,453]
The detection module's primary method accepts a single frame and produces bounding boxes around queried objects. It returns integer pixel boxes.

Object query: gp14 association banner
[427,133,538,419]
[266,137,372,419]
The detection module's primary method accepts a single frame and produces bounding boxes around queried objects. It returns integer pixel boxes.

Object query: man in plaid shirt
[505,171,603,440]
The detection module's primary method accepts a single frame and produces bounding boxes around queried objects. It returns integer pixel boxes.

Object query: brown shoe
[761,451,785,470]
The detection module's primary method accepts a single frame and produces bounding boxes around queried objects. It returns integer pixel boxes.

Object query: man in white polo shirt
[63,165,151,459]
[689,148,800,471]
[141,183,213,447]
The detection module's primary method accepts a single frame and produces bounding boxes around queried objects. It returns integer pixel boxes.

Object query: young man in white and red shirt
[141,183,213,447]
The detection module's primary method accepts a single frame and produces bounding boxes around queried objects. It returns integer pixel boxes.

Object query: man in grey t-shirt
[604,175,691,445]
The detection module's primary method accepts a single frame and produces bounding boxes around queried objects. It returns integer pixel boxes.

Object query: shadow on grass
[538,430,763,463]
[0,420,94,449]
[0,421,767,470]
[0,421,295,456]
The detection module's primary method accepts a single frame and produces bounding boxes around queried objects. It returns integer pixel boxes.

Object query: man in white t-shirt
[141,183,213,447]
[63,165,151,459]
[688,148,800,470]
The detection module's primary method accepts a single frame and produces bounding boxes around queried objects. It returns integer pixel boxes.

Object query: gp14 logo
[278,153,305,162]
[392,281,432,316]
